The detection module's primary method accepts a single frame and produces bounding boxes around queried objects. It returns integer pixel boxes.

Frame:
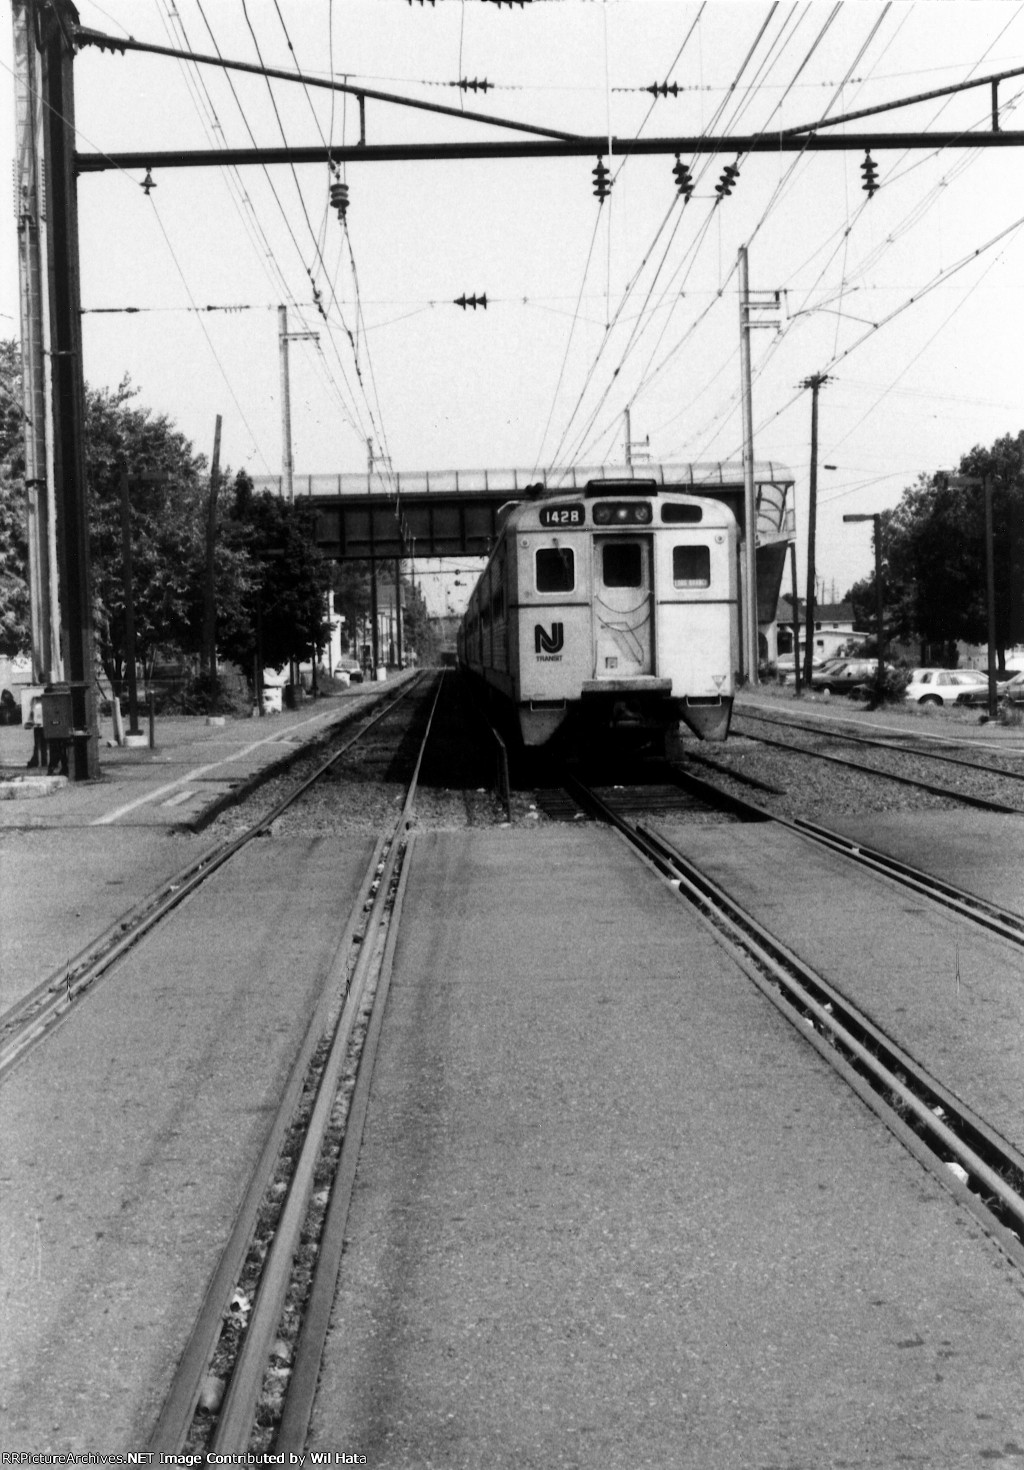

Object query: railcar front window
[602,543,642,588]
[672,545,711,588]
[536,547,575,593]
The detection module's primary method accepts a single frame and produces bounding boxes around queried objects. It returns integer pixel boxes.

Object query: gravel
[202,677,1024,841]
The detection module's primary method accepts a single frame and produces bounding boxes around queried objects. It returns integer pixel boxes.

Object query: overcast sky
[4,0,1024,614]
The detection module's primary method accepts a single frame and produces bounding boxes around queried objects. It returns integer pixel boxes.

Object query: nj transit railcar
[457,479,739,749]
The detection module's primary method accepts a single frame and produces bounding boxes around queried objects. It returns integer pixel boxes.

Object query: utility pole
[118,467,140,737]
[367,439,380,674]
[278,305,317,501]
[843,513,885,686]
[737,248,780,686]
[278,305,293,501]
[800,373,830,686]
[14,1,59,687]
[202,415,222,685]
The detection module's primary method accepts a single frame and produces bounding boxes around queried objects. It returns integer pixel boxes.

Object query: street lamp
[938,472,998,719]
[842,512,886,687]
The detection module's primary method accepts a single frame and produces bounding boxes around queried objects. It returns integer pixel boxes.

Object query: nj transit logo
[534,622,564,656]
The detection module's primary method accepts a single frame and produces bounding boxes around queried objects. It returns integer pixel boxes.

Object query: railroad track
[729,717,1024,814]
[564,771,1024,1266]
[0,674,431,1084]
[735,706,1024,782]
[667,760,1024,947]
[146,671,444,1454]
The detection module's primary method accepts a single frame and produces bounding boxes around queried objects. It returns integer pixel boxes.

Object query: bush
[856,666,910,707]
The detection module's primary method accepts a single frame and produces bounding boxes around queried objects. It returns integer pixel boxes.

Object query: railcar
[457,478,739,750]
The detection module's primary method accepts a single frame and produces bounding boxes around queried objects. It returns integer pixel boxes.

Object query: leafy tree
[85,377,256,696]
[219,473,332,682]
[0,343,255,692]
[398,578,437,663]
[0,341,30,657]
[849,434,1024,671]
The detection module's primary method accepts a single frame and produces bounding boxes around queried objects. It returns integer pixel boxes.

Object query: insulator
[715,163,739,198]
[329,179,349,221]
[672,155,694,200]
[647,81,680,98]
[592,158,612,202]
[861,149,879,197]
[142,168,156,196]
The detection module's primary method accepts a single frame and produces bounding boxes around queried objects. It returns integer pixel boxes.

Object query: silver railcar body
[458,480,739,747]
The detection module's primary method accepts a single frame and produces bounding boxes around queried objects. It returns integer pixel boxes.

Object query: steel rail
[734,707,1024,782]
[563,773,1024,1261]
[0,677,424,1084]
[666,759,1024,946]
[162,674,445,1453]
[635,823,1024,1247]
[732,727,1024,813]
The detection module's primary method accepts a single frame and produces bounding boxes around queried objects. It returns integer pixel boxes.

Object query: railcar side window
[672,545,711,588]
[536,547,575,593]
[602,543,642,588]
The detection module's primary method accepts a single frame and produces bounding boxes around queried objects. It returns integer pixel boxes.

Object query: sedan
[956,669,1022,708]
[905,669,1000,706]
[809,658,882,695]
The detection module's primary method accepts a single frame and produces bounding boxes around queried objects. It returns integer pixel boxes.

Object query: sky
[5,1,1024,617]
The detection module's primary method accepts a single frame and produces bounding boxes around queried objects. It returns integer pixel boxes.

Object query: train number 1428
[539,504,584,527]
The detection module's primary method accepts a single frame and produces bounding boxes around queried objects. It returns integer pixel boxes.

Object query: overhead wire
[558,3,826,469]
[191,0,368,444]
[266,0,401,497]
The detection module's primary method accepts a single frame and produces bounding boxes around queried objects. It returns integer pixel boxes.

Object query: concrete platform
[308,828,1024,1468]
[0,683,403,1014]
[0,835,376,1448]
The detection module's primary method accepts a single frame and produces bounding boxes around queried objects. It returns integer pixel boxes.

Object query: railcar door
[592,536,653,678]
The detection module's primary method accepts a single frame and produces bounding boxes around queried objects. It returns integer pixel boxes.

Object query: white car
[904,669,993,706]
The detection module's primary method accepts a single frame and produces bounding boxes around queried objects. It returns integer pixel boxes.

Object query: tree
[218,474,332,683]
[85,377,257,695]
[0,341,30,657]
[859,435,1024,670]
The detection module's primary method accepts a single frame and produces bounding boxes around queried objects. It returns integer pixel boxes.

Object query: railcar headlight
[593,505,611,524]
[635,504,652,523]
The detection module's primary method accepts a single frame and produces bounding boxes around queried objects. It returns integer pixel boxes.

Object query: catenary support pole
[42,1,99,778]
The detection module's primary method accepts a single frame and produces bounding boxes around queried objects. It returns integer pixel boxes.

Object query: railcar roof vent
[584,478,659,497]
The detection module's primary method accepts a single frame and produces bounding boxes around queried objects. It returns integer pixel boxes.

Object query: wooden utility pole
[801,373,830,686]
[14,1,59,687]
[738,246,758,685]
[118,467,140,736]
[278,305,293,501]
[202,415,222,684]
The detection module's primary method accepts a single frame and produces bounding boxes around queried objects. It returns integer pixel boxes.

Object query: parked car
[778,656,847,687]
[904,668,1003,707]
[956,669,1021,708]
[809,658,884,695]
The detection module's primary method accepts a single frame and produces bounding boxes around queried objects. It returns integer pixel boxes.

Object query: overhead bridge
[250,463,794,585]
